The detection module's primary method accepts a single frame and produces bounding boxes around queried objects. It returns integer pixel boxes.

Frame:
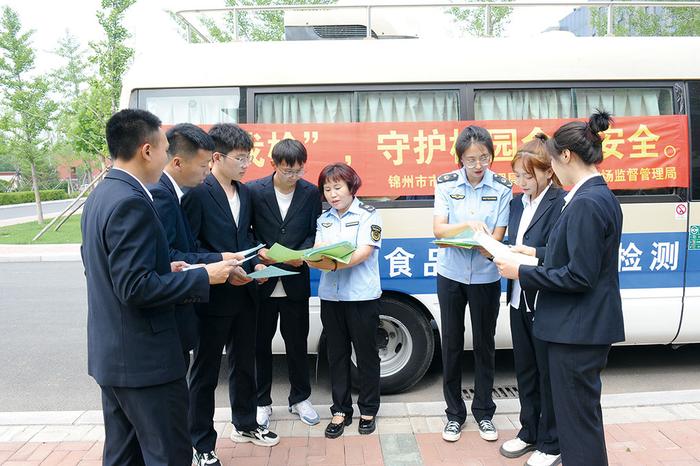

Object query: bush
[0,190,68,206]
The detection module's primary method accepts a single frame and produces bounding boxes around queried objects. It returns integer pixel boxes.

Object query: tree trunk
[31,162,44,224]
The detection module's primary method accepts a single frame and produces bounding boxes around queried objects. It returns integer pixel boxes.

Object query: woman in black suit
[499,134,566,466]
[496,111,624,466]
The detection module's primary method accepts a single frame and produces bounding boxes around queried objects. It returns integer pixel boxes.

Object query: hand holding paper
[474,231,539,267]
[246,265,300,280]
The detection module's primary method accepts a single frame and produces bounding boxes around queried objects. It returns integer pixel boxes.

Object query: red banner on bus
[239,115,689,195]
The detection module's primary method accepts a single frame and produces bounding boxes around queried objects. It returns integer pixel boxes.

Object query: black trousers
[320,299,380,417]
[100,379,191,466]
[256,297,311,407]
[188,301,257,453]
[438,275,500,424]
[548,342,611,466]
[510,303,558,454]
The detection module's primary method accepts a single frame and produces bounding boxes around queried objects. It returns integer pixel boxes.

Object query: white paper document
[474,232,539,267]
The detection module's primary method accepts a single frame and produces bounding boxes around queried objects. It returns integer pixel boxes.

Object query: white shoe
[256,405,272,429]
[478,419,498,441]
[499,437,536,458]
[525,450,562,466]
[442,420,462,442]
[289,398,320,426]
[231,425,280,447]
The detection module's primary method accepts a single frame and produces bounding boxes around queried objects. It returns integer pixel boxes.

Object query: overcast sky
[1,0,576,74]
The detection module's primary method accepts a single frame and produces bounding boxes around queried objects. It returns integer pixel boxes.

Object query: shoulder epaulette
[359,203,376,213]
[437,172,458,184]
[493,174,513,188]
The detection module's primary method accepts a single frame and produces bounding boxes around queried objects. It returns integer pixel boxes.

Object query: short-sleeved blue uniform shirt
[315,197,382,301]
[434,168,512,284]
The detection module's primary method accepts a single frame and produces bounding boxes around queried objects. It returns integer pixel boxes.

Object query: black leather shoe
[358,416,376,435]
[325,413,352,439]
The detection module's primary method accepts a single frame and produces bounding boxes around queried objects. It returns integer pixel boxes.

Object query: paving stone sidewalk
[3,402,700,465]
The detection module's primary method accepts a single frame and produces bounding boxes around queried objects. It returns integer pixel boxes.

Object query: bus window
[474,89,574,120]
[255,92,353,124]
[358,90,459,122]
[474,87,674,120]
[574,88,674,117]
[138,87,242,125]
[690,82,700,201]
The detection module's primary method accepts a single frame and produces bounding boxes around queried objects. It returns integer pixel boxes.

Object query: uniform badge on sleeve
[322,222,333,228]
[371,225,382,242]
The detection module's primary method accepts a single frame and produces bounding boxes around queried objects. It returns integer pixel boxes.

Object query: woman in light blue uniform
[306,163,382,439]
[434,126,513,443]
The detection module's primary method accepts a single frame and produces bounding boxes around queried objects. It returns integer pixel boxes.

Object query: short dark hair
[208,123,253,155]
[546,110,613,165]
[271,139,308,166]
[105,109,162,161]
[166,123,215,159]
[318,163,362,195]
[454,125,495,168]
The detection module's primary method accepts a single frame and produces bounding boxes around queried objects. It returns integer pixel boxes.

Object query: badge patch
[450,193,465,200]
[481,196,497,201]
[370,225,382,242]
[322,222,333,228]
[345,221,359,227]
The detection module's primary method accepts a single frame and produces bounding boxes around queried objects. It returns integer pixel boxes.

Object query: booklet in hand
[266,241,356,264]
[247,265,299,280]
[432,230,480,249]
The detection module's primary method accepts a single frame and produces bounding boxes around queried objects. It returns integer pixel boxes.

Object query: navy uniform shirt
[315,197,382,301]
[434,168,512,284]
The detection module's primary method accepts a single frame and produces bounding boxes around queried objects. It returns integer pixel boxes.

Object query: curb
[2,389,700,427]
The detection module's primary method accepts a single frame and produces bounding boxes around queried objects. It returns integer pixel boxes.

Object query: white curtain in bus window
[144,91,240,125]
[358,90,459,122]
[474,89,574,120]
[255,93,352,123]
[574,88,673,117]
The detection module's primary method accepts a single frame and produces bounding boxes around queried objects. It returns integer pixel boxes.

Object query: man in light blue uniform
[307,163,382,439]
[433,126,512,443]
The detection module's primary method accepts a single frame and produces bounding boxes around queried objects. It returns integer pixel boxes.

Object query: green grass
[0,215,82,244]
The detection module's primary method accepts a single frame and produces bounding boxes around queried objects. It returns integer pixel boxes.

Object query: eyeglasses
[217,152,253,165]
[462,154,492,169]
[279,168,305,178]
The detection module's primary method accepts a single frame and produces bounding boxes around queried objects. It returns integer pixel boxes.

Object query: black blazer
[182,173,257,316]
[80,169,209,387]
[248,174,322,300]
[520,176,625,345]
[506,186,566,311]
[149,173,223,350]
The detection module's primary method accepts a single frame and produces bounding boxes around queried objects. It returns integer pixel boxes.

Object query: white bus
[121,35,700,393]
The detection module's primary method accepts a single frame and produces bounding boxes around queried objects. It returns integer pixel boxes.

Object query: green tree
[90,0,136,113]
[174,0,336,42]
[591,3,700,36]
[447,0,513,37]
[52,32,88,100]
[0,6,58,222]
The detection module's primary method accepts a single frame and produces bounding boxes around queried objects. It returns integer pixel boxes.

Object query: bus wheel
[352,296,434,394]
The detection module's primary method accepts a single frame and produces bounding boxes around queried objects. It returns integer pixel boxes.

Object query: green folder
[304,241,356,264]
[247,265,299,280]
[432,231,480,249]
[266,241,356,264]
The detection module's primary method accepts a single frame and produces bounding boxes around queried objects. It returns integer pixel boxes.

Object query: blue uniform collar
[457,168,494,190]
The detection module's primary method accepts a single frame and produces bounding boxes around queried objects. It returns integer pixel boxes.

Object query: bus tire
[351,296,435,394]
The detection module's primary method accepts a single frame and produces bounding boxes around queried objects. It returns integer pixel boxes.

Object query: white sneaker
[499,437,536,458]
[525,450,562,466]
[478,419,498,441]
[231,425,280,447]
[442,420,462,442]
[256,405,272,429]
[289,398,320,426]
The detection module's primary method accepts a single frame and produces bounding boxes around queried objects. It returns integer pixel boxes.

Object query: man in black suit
[149,123,244,366]
[250,139,323,428]
[80,109,235,466]
[183,123,279,466]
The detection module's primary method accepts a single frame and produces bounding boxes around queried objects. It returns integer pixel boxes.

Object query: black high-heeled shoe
[358,416,376,435]
[325,412,352,439]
